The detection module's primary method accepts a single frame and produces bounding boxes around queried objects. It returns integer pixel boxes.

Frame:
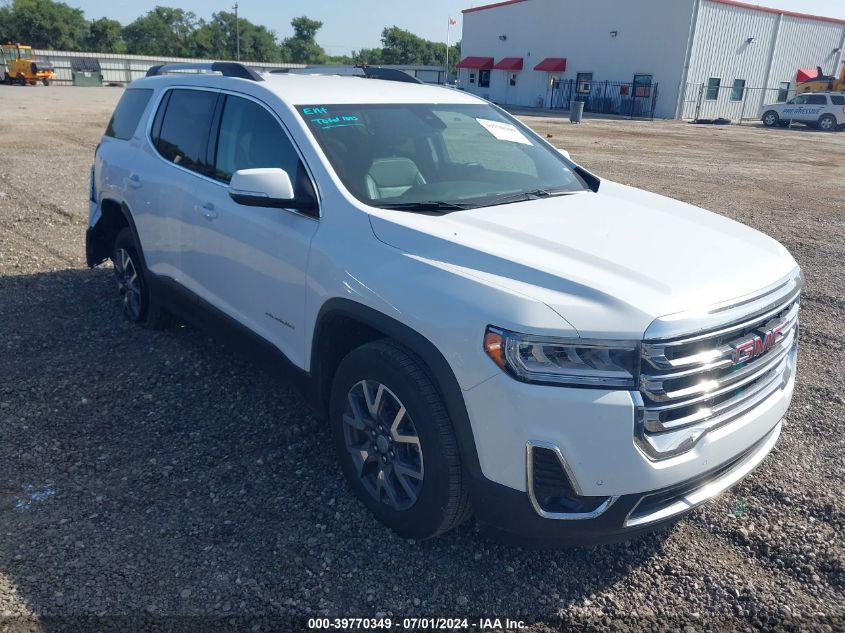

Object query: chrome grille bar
[637,270,801,460]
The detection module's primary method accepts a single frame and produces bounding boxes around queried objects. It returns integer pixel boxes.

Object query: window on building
[805,94,828,105]
[831,95,845,105]
[705,77,721,100]
[479,70,490,88]
[777,81,790,102]
[469,72,476,84]
[153,88,219,175]
[576,72,592,94]
[509,73,517,87]
[633,74,652,97]
[730,79,746,101]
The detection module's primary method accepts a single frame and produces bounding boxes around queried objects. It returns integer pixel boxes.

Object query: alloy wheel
[342,380,424,511]
[114,247,142,321]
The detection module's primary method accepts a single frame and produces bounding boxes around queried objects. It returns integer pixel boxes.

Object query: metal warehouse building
[457,0,845,119]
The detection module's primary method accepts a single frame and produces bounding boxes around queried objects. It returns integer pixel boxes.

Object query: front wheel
[762,110,779,127]
[329,340,471,539]
[818,114,837,132]
[42,78,50,86]
[111,228,165,328]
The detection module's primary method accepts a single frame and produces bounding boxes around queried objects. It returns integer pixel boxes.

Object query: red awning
[493,57,524,71]
[456,56,494,70]
[534,57,567,72]
[796,68,820,82]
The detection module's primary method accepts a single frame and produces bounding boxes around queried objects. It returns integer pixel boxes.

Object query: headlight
[484,326,638,389]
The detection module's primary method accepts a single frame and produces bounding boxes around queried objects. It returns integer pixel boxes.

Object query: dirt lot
[0,86,843,632]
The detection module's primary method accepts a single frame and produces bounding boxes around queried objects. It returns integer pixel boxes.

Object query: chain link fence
[680,82,798,123]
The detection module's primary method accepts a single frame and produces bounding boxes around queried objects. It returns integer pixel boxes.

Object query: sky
[72,0,845,56]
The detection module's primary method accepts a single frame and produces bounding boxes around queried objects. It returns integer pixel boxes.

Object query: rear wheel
[818,114,837,132]
[762,111,779,127]
[42,78,50,86]
[111,228,165,328]
[16,74,26,86]
[329,340,471,539]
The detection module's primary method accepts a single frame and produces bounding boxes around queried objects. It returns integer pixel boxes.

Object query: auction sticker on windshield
[476,118,532,145]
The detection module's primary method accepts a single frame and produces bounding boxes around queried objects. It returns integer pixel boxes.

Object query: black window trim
[146,85,322,219]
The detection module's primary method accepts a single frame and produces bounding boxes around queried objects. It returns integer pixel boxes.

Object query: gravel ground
[0,86,843,632]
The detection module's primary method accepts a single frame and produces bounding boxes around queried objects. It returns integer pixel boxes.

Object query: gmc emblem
[730,320,787,365]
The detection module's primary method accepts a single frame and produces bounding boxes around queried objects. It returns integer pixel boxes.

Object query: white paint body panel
[91,72,799,504]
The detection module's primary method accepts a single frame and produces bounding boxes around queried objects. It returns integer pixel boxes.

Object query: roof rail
[270,64,423,84]
[145,62,263,82]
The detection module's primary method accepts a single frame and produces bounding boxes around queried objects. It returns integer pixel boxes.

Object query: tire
[42,78,49,86]
[818,114,837,132]
[2,74,11,85]
[16,74,26,86]
[762,110,779,127]
[329,339,471,539]
[111,227,165,328]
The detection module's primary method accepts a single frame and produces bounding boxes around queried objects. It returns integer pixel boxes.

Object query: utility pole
[233,2,240,61]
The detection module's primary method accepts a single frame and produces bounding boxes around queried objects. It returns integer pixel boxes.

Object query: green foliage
[0,2,455,75]
[194,11,281,62]
[87,17,125,53]
[1,0,87,50]
[354,27,460,73]
[281,16,326,64]
[122,6,200,57]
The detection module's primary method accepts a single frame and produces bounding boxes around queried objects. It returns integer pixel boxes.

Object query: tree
[87,17,125,53]
[281,16,326,64]
[194,11,281,62]
[1,0,87,50]
[122,6,200,57]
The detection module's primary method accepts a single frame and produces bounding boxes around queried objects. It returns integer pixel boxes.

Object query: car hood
[367,180,798,339]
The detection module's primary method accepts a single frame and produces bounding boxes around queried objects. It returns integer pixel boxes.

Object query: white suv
[87,62,800,544]
[762,92,845,131]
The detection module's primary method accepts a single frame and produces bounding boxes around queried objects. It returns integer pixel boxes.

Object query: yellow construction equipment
[796,62,845,95]
[1,43,54,85]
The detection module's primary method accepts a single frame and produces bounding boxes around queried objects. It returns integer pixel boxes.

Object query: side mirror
[557,148,572,161]
[228,167,317,213]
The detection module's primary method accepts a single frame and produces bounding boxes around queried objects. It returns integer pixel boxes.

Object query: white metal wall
[26,49,303,84]
[682,1,845,120]
[459,0,695,117]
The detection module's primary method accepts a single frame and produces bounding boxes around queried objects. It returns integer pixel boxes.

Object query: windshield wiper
[376,200,476,212]
[483,188,578,207]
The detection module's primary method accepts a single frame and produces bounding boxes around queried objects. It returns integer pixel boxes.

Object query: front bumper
[462,364,794,543]
[471,420,781,544]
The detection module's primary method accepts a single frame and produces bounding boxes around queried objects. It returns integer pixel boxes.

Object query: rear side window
[831,95,845,105]
[153,89,219,174]
[105,88,153,140]
[213,95,311,197]
[806,95,827,105]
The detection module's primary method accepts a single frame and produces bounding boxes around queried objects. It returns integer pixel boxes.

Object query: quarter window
[153,89,218,174]
[705,78,720,100]
[831,95,845,105]
[105,88,153,140]
[730,79,745,101]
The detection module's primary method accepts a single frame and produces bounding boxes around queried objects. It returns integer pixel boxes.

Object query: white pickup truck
[87,63,800,544]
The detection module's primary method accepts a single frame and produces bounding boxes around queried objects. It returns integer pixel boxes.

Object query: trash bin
[71,58,103,87]
[570,99,585,123]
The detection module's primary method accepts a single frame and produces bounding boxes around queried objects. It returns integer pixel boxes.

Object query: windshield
[297,103,588,209]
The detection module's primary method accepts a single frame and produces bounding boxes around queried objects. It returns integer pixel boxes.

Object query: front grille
[637,279,800,460]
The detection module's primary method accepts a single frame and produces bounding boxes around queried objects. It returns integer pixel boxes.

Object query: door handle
[199,202,218,220]
[127,174,141,189]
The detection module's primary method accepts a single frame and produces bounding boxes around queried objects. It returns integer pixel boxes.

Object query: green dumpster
[71,58,103,86]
